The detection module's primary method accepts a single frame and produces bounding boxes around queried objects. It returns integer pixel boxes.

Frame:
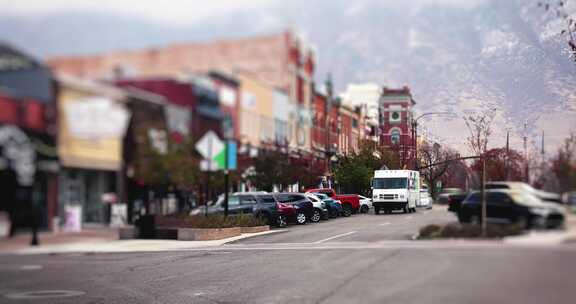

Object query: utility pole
[523,121,528,183]
[413,119,418,170]
[481,155,487,236]
[505,130,510,181]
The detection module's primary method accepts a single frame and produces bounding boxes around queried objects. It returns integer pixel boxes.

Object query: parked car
[562,191,576,212]
[198,192,286,227]
[306,188,360,216]
[312,193,343,218]
[358,195,372,213]
[436,188,464,205]
[417,188,432,209]
[486,181,563,205]
[272,193,314,224]
[304,193,330,222]
[458,189,565,229]
[446,192,469,214]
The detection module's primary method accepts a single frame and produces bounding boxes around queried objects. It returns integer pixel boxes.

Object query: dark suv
[272,193,314,225]
[458,190,565,229]
[206,192,286,227]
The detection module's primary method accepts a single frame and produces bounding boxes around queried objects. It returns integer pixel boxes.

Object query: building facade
[0,44,58,234]
[379,86,415,167]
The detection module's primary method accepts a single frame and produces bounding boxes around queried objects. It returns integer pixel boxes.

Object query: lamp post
[412,112,453,171]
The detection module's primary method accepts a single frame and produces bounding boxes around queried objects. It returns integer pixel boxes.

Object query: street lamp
[412,112,453,170]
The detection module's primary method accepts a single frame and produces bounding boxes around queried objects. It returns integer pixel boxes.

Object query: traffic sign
[195,131,224,171]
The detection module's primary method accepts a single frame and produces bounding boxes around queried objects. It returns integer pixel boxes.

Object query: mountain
[1,0,574,154]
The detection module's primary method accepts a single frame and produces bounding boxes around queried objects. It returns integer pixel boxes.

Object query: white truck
[372,170,420,214]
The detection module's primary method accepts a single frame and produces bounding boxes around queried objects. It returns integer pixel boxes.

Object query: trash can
[136,215,156,239]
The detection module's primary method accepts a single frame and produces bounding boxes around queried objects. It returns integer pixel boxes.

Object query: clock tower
[379,87,415,165]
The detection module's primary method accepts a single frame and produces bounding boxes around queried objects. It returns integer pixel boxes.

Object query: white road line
[379,222,391,226]
[313,231,357,244]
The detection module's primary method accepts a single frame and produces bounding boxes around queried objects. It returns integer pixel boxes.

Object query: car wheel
[332,209,340,218]
[360,205,369,214]
[403,207,409,214]
[342,204,352,217]
[276,215,288,228]
[374,207,380,215]
[296,212,307,225]
[311,209,322,223]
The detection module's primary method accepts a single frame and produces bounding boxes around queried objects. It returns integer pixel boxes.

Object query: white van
[372,170,420,214]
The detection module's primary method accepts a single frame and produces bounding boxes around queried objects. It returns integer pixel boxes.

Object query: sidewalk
[0,227,118,253]
[0,228,281,255]
[504,211,576,246]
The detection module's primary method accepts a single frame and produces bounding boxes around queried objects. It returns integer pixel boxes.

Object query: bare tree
[419,142,455,199]
[463,109,496,156]
[537,1,576,63]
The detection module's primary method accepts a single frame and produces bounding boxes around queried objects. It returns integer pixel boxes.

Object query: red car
[275,202,294,227]
[305,188,360,217]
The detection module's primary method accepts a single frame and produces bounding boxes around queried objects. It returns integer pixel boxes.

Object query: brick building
[379,86,415,167]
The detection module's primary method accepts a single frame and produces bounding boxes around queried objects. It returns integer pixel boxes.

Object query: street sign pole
[224,141,229,217]
[205,135,212,217]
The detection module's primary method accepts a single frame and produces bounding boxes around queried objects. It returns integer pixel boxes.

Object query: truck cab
[372,170,420,214]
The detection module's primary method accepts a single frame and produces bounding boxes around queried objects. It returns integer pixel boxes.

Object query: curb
[503,229,576,246]
[4,230,284,255]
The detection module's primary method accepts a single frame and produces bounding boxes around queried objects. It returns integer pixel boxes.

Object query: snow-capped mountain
[0,0,574,153]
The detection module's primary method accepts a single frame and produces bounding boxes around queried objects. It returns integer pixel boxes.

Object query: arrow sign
[195,131,224,171]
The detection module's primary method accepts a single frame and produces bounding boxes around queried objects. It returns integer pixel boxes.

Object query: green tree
[249,150,295,191]
[333,140,400,195]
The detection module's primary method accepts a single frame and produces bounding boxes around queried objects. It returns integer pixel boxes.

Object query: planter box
[118,226,138,240]
[240,226,270,234]
[177,227,241,241]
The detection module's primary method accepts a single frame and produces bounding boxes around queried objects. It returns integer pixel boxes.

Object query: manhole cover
[4,290,85,299]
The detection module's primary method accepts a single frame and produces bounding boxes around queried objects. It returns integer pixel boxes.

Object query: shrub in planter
[418,224,442,239]
[156,214,267,229]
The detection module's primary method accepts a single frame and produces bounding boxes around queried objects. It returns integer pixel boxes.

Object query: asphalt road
[1,207,575,304]
[235,206,454,244]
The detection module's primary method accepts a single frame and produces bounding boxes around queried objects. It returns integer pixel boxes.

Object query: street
[2,208,576,304]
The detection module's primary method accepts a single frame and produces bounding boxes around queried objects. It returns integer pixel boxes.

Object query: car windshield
[373,178,407,189]
[485,184,510,189]
[315,193,328,199]
[510,192,542,205]
[307,195,320,202]
[258,195,277,203]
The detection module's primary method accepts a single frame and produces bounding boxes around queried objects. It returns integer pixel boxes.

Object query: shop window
[391,129,401,145]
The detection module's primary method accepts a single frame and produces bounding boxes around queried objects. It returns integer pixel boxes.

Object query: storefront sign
[0,125,36,186]
[110,204,127,227]
[58,86,130,171]
[164,104,190,137]
[64,97,130,139]
[63,205,82,232]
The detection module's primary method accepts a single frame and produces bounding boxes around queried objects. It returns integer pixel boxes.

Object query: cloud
[0,0,276,25]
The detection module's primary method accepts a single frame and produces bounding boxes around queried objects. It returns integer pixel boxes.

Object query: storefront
[56,75,130,228]
[0,44,58,234]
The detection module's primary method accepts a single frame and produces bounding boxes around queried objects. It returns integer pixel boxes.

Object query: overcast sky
[0,0,486,26]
